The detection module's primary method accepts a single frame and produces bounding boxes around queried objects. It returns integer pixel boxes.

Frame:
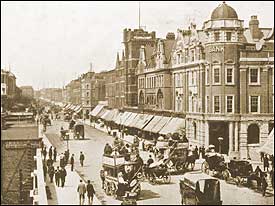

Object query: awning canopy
[159,117,185,135]
[143,115,163,132]
[127,113,142,128]
[74,105,81,112]
[124,113,138,127]
[258,129,274,155]
[97,107,108,118]
[89,104,105,117]
[64,104,71,109]
[76,106,82,114]
[135,114,154,130]
[104,109,120,122]
[101,109,111,120]
[151,116,172,134]
[114,112,124,124]
[117,112,132,125]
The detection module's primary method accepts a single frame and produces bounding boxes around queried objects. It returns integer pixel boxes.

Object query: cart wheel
[110,182,117,197]
[201,161,210,174]
[148,175,156,185]
[222,169,230,182]
[105,183,111,195]
[163,172,171,184]
[175,162,183,171]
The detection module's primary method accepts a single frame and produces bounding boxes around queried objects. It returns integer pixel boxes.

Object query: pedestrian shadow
[137,190,160,201]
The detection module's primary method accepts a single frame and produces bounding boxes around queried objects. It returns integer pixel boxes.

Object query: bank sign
[209,46,224,53]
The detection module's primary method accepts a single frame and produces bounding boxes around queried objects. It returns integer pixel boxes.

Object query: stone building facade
[170,2,274,160]
[20,86,34,98]
[137,33,175,111]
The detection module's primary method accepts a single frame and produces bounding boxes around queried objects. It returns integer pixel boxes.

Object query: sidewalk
[40,125,101,205]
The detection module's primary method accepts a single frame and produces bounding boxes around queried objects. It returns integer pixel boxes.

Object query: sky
[1,1,274,90]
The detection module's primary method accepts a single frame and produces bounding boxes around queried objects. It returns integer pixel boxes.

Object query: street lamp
[218,137,223,154]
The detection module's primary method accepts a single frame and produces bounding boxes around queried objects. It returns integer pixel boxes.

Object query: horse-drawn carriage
[101,154,141,200]
[145,160,171,184]
[201,151,254,186]
[154,139,189,172]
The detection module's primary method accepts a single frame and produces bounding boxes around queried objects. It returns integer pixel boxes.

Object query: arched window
[193,122,197,140]
[247,124,260,144]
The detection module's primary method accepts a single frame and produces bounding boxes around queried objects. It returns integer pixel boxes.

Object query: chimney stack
[249,15,263,40]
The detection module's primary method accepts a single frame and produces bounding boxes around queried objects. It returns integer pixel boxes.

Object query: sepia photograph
[1,1,274,205]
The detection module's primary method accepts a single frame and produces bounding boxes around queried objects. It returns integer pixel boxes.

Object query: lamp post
[218,137,223,154]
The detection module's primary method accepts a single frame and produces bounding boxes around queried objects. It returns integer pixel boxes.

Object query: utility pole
[138,1,141,29]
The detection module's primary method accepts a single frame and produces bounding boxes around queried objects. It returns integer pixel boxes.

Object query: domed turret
[211,2,238,20]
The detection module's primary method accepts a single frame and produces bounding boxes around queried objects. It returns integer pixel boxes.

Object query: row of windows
[174,71,198,87]
[213,31,234,42]
[205,66,234,85]
[139,75,164,89]
[173,47,203,65]
[205,95,261,113]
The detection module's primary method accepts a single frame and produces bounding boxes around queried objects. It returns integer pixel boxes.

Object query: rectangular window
[250,96,259,113]
[213,67,220,84]
[191,50,195,61]
[226,96,234,113]
[249,68,259,84]
[226,32,232,41]
[205,96,209,113]
[226,67,234,84]
[177,54,181,64]
[214,32,220,41]
[205,67,209,85]
[214,96,220,113]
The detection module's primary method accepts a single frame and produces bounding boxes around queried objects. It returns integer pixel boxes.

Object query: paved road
[44,120,274,205]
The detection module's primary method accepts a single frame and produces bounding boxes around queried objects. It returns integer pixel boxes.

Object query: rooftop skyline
[1,1,274,90]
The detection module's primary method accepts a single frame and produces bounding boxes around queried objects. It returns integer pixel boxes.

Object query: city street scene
[1,1,274,205]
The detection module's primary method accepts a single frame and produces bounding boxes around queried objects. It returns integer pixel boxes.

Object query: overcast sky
[1,1,274,89]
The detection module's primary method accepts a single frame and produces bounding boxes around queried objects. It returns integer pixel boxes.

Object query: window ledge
[247,143,260,147]
[212,83,222,86]
[248,83,261,86]
[225,83,235,86]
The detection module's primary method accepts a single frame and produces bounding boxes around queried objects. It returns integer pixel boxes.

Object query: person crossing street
[77,180,86,205]
[80,151,85,167]
[86,180,95,205]
[60,167,67,187]
[70,154,75,171]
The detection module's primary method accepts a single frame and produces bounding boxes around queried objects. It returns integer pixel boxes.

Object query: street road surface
[45,120,274,205]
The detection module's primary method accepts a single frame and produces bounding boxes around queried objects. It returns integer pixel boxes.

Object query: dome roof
[211,2,238,20]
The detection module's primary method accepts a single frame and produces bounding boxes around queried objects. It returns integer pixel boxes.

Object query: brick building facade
[169,2,274,160]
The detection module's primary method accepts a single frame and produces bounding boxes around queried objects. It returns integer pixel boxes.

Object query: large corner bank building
[136,2,274,160]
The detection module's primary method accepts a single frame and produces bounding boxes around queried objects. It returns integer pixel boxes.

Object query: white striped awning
[258,129,274,155]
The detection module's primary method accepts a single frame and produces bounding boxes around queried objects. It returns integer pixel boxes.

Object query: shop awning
[101,109,111,120]
[143,115,163,132]
[64,104,71,109]
[151,116,172,134]
[89,104,105,117]
[159,117,185,135]
[128,113,142,128]
[118,112,132,125]
[114,112,124,124]
[134,114,154,130]
[258,128,274,155]
[97,107,109,118]
[76,106,82,114]
[105,109,120,122]
[124,113,138,127]
[73,105,81,112]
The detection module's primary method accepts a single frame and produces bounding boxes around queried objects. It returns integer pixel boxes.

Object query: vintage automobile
[101,154,141,200]
[228,159,253,186]
[201,152,230,181]
[73,122,85,139]
[179,172,222,205]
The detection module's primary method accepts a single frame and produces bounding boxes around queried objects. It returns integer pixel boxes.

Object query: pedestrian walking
[47,157,53,169]
[70,154,75,171]
[43,161,47,180]
[77,180,86,205]
[60,153,65,168]
[55,167,61,187]
[60,167,67,187]
[53,147,57,162]
[86,180,95,205]
[262,173,268,196]
[100,170,105,189]
[65,149,70,165]
[264,154,269,171]
[80,152,85,167]
[42,147,47,160]
[260,152,265,162]
[48,165,55,183]
[49,146,53,160]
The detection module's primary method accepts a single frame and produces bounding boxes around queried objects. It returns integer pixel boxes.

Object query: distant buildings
[20,86,34,98]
